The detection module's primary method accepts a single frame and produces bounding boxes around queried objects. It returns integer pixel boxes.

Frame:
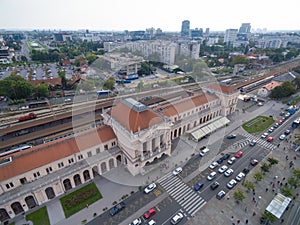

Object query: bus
[97,90,112,97]
[0,144,32,158]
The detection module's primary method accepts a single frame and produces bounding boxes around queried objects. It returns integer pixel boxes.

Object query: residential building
[239,23,251,34]
[224,29,238,45]
[257,81,281,97]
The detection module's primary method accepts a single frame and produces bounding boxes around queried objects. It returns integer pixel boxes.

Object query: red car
[267,137,274,142]
[235,151,243,158]
[144,208,156,219]
[278,120,283,125]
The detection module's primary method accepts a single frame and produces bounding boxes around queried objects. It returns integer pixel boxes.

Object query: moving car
[257,102,263,106]
[207,171,217,180]
[194,181,204,191]
[261,132,269,138]
[218,165,228,173]
[216,190,226,199]
[284,129,291,135]
[173,167,183,175]
[144,183,157,194]
[235,172,245,181]
[267,137,274,142]
[209,161,219,169]
[227,179,237,189]
[235,151,243,158]
[210,181,220,190]
[279,134,286,140]
[250,159,259,166]
[170,212,184,224]
[130,218,142,225]
[109,202,126,216]
[143,208,156,219]
[200,148,210,157]
[227,157,236,165]
[249,140,257,146]
[224,168,234,177]
[227,134,237,139]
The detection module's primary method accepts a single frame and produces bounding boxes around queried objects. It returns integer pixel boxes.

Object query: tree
[281,187,294,197]
[21,55,28,62]
[136,81,144,92]
[293,168,300,179]
[261,163,270,173]
[270,81,296,99]
[243,180,255,192]
[254,172,263,182]
[267,157,279,167]
[233,189,245,203]
[262,211,277,223]
[229,55,249,67]
[288,177,299,189]
[34,83,49,98]
[103,77,115,90]
[86,53,97,65]
[58,70,67,89]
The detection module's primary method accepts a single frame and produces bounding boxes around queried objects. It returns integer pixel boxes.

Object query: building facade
[224,29,238,45]
[181,20,190,37]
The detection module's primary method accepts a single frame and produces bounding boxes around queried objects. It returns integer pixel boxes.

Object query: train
[0,144,32,158]
[18,113,37,122]
[97,90,113,97]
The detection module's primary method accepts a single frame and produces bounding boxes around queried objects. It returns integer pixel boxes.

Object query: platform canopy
[266,193,292,219]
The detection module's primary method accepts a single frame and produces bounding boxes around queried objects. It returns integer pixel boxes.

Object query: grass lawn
[60,182,102,218]
[242,116,275,133]
[25,206,50,225]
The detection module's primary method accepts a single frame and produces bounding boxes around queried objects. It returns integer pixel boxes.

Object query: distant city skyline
[1,0,299,32]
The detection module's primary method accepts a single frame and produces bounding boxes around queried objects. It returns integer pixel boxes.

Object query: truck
[292,118,300,128]
[18,113,37,122]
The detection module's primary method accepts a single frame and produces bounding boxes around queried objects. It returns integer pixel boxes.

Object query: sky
[1,0,299,32]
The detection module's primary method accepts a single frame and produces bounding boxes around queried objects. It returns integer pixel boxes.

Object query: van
[200,148,210,157]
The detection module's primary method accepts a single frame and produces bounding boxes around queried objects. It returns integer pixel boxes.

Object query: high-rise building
[224,29,238,45]
[205,28,210,35]
[181,20,190,36]
[239,23,251,33]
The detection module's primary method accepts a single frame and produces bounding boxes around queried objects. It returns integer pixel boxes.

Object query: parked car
[261,132,269,138]
[257,102,263,106]
[217,158,223,164]
[227,157,236,165]
[209,162,219,169]
[218,165,228,173]
[284,130,291,135]
[235,172,245,181]
[216,190,226,199]
[170,212,184,224]
[267,137,274,142]
[227,134,237,139]
[130,218,142,225]
[146,220,156,225]
[109,202,125,216]
[235,151,243,158]
[144,183,157,194]
[200,148,210,157]
[273,123,279,128]
[210,181,220,190]
[194,181,204,191]
[143,208,156,219]
[278,120,283,125]
[222,153,231,160]
[224,168,234,177]
[207,171,217,180]
[268,127,274,133]
[243,167,250,174]
[227,179,237,189]
[173,167,183,175]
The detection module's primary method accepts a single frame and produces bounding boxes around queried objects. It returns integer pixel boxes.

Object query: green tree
[288,177,299,189]
[281,187,294,197]
[34,83,49,98]
[58,70,67,89]
[0,75,34,99]
[86,53,97,65]
[233,189,245,203]
[103,77,115,90]
[267,157,279,167]
[229,55,249,67]
[293,168,300,179]
[261,163,270,173]
[243,180,255,192]
[136,81,144,92]
[21,55,28,62]
[254,172,264,182]
[262,211,277,223]
[270,81,296,99]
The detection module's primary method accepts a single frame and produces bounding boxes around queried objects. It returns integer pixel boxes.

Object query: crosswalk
[243,133,276,150]
[157,173,206,216]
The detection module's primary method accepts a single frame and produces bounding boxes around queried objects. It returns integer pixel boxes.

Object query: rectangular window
[58,162,64,168]
[112,141,116,147]
[96,147,100,153]
[87,151,92,157]
[78,154,83,160]
[5,182,14,189]
[104,144,108,150]
[46,167,52,174]
[33,172,40,178]
[68,158,74,164]
[20,178,27,185]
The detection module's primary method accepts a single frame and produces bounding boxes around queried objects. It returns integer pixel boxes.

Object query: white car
[130,218,142,225]
[227,179,237,189]
[147,220,156,225]
[218,165,228,173]
[209,162,219,169]
[144,183,157,194]
[173,167,183,175]
[224,168,234,177]
[170,212,184,224]
[279,134,286,140]
[235,172,245,181]
[227,157,236,165]
[268,127,274,133]
[261,132,269,138]
[207,171,217,180]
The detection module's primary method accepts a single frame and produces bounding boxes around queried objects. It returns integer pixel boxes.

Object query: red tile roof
[30,77,62,87]
[207,83,238,94]
[108,102,164,133]
[0,125,116,182]
[262,81,281,91]
[157,93,219,117]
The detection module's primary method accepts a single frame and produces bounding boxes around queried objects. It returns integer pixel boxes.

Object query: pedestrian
[286,155,289,160]
[280,182,283,186]
[246,219,249,224]
[294,155,297,160]
[231,216,234,221]
[227,195,230,200]
[272,183,275,188]
[253,197,255,201]
[282,177,286,181]
[277,180,280,184]
[266,188,269,192]
[237,220,240,224]
[86,203,89,208]
[253,211,256,216]
[245,207,247,212]
[281,218,284,223]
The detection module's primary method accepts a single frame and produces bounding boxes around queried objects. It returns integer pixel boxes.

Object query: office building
[181,20,190,36]
[224,29,238,45]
